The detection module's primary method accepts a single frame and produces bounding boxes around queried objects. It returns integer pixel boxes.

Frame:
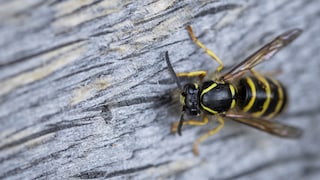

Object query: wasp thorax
[181,83,201,115]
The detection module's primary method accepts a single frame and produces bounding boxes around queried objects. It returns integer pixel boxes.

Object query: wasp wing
[221,29,302,81]
[224,113,302,138]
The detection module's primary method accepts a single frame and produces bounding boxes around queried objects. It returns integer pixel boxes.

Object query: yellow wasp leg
[176,70,207,81]
[193,116,225,156]
[187,25,224,73]
[171,115,209,133]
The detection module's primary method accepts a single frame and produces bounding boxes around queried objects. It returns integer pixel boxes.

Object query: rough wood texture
[1,0,319,179]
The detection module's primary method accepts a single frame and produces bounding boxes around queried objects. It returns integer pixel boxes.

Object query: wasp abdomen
[237,76,287,118]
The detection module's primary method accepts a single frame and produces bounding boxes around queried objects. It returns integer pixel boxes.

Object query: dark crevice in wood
[78,135,95,142]
[0,135,64,165]
[0,151,22,164]
[302,165,320,177]
[151,94,173,108]
[127,145,152,161]
[83,64,166,107]
[194,4,241,18]
[113,23,184,58]
[1,64,112,120]
[0,38,86,68]
[0,123,90,151]
[155,39,190,51]
[108,95,172,108]
[117,48,150,61]
[48,0,67,6]
[103,132,133,146]
[94,67,174,111]
[73,161,171,179]
[0,91,65,122]
[0,143,79,179]
[113,26,160,48]
[6,0,48,18]
[158,142,190,159]
[130,68,165,88]
[101,105,113,124]
[73,171,107,179]
[217,153,320,180]
[89,12,133,38]
[54,0,104,19]
[31,170,55,180]
[90,29,114,37]
[53,61,113,83]
[110,9,186,47]
[53,4,134,36]
[134,4,187,26]
[0,139,72,166]
[110,161,169,177]
[0,110,63,144]
[1,96,67,128]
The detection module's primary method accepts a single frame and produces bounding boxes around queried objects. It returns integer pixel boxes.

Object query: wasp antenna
[164,51,182,90]
[177,112,185,136]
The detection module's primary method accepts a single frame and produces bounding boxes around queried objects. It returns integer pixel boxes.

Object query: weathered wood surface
[1,0,320,179]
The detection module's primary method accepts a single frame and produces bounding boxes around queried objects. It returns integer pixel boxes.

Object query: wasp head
[180,83,201,116]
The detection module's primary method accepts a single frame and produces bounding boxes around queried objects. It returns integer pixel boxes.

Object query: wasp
[164,25,303,156]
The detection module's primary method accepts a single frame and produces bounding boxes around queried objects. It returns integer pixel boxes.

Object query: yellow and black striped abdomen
[237,76,287,118]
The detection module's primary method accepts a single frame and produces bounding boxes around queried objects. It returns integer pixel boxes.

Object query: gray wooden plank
[0,0,319,179]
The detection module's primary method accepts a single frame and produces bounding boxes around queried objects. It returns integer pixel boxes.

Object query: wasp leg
[171,115,209,133]
[176,70,207,81]
[187,25,224,73]
[193,115,225,156]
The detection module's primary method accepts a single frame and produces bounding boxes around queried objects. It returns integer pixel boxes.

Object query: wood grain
[1,0,320,179]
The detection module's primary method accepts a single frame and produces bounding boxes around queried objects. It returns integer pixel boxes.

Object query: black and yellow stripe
[237,76,287,118]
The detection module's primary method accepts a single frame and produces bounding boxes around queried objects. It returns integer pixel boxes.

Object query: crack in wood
[127,145,152,161]
[101,104,113,124]
[133,3,187,26]
[194,4,241,18]
[0,39,86,68]
[54,0,105,19]
[73,170,106,179]
[302,165,320,177]
[53,61,113,83]
[108,95,172,108]
[0,143,80,179]
[31,170,55,180]
[0,1,47,20]
[90,29,115,38]
[72,161,171,179]
[0,123,90,151]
